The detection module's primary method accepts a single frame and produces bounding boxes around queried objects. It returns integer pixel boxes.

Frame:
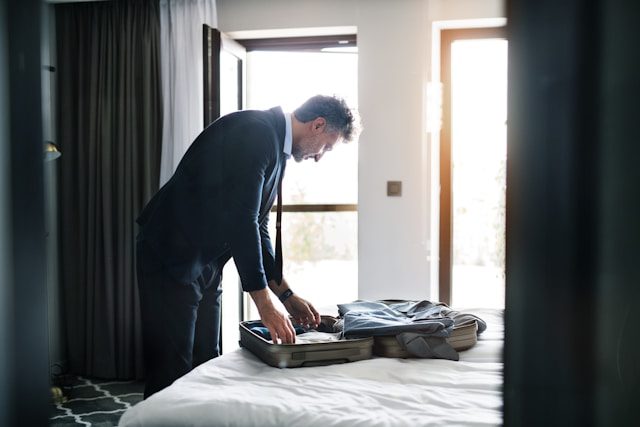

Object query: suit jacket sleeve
[260,215,276,282]
[222,122,279,292]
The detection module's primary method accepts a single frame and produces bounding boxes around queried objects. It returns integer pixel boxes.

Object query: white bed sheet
[120,308,503,427]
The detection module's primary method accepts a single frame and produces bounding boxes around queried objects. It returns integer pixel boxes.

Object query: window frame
[239,34,357,53]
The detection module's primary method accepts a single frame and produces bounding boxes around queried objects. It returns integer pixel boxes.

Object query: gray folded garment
[385,300,487,334]
[336,300,487,361]
[337,301,454,337]
[397,333,460,361]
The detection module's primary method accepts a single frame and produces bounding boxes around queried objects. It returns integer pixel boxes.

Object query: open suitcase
[239,315,374,368]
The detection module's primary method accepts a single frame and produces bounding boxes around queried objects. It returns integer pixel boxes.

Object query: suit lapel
[259,107,287,223]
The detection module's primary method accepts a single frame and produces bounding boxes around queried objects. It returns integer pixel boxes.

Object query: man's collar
[283,112,292,158]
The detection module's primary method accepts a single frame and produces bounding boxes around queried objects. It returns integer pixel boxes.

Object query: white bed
[120,308,503,427]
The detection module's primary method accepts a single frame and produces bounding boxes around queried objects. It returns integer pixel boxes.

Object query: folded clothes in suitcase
[337,300,487,361]
[239,315,374,368]
[372,321,478,358]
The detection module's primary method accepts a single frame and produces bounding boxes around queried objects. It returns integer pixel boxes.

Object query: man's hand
[284,294,321,329]
[267,278,321,329]
[249,288,296,344]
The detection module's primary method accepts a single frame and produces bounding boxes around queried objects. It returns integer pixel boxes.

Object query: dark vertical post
[594,0,640,424]
[1,0,50,425]
[0,0,10,423]
[505,0,640,425]
[203,25,221,127]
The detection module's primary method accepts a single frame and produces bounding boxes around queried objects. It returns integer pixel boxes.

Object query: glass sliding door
[440,28,507,309]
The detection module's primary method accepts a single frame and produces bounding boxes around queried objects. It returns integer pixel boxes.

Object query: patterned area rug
[50,376,144,427]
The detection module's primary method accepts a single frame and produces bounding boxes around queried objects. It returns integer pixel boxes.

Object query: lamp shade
[44,141,61,161]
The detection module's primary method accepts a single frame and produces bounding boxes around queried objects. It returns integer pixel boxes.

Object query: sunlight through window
[221,46,358,352]
[247,50,359,317]
[450,39,507,309]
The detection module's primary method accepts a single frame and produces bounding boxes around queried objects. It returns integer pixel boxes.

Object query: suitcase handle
[291,347,361,363]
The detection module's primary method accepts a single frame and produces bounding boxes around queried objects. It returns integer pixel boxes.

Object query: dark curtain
[56,0,162,379]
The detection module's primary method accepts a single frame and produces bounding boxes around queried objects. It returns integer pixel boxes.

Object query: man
[136,95,356,398]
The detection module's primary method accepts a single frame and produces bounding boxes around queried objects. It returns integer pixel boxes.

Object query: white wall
[218,0,505,301]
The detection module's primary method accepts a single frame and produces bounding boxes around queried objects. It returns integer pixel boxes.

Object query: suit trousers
[136,238,230,398]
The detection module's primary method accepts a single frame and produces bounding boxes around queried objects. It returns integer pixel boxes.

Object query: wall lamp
[44,141,61,162]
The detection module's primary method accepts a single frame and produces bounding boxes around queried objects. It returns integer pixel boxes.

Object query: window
[220,35,359,351]
[247,38,359,317]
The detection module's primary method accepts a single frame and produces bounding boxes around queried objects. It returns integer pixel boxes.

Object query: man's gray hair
[293,95,357,142]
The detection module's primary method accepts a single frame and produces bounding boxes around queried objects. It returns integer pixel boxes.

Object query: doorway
[439,27,507,309]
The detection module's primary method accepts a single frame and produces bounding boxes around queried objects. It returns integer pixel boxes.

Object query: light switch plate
[387,181,402,197]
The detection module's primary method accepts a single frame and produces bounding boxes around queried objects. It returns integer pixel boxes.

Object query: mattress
[119,308,503,427]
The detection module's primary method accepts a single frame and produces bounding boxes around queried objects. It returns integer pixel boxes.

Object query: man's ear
[311,117,326,133]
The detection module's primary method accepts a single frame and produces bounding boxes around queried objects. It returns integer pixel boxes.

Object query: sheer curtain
[159,0,217,185]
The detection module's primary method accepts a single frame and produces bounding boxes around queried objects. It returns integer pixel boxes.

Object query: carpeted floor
[49,376,144,427]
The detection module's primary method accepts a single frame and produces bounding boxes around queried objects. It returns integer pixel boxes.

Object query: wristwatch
[278,289,294,303]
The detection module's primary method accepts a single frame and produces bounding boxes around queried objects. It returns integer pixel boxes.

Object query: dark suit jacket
[137,107,286,291]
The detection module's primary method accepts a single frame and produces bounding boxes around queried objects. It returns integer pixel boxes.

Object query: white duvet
[120,309,503,427]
